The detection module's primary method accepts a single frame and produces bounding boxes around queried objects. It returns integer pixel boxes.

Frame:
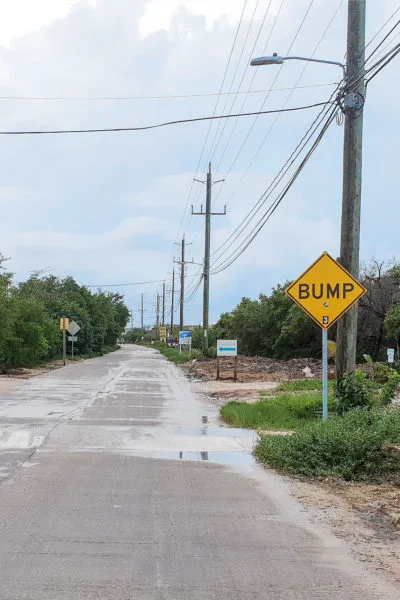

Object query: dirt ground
[183,355,336,382]
[288,477,400,586]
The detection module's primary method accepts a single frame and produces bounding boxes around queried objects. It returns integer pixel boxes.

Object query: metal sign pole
[322,328,328,421]
[72,338,74,358]
[63,318,67,366]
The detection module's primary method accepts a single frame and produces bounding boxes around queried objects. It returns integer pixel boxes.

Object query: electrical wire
[365,42,400,85]
[207,0,315,209]
[190,10,400,280]
[206,0,264,164]
[0,102,330,135]
[210,105,338,274]
[205,7,397,274]
[208,0,275,167]
[171,0,249,249]
[210,104,336,271]
[85,276,199,288]
[0,83,338,102]
[186,0,285,251]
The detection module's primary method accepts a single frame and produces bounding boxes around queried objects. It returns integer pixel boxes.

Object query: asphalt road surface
[0,345,397,599]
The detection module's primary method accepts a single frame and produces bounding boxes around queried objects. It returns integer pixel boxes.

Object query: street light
[250,52,346,78]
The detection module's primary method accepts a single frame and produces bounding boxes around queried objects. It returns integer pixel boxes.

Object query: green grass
[273,379,336,393]
[149,343,203,364]
[220,391,336,431]
[255,408,400,481]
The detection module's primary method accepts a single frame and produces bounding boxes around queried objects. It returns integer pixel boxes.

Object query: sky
[0,0,399,328]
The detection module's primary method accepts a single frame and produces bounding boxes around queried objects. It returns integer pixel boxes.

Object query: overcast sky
[1,0,399,327]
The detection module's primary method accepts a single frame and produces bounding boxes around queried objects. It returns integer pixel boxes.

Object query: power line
[85,277,197,288]
[210,95,337,264]
[205,0,263,164]
[0,101,330,135]
[208,0,275,167]
[170,0,249,253]
[213,0,344,210]
[365,42,400,85]
[210,105,338,274]
[0,83,338,102]
[208,0,316,207]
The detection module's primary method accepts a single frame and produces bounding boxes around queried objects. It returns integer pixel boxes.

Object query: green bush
[373,362,394,384]
[380,371,400,405]
[335,370,372,415]
[255,408,400,481]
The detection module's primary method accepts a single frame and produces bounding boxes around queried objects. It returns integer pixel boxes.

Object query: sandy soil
[190,379,278,403]
[287,477,400,586]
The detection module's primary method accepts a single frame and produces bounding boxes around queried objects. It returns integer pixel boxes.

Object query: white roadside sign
[68,320,81,336]
[217,340,237,357]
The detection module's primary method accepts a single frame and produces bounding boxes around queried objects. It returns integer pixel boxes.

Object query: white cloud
[0,0,398,327]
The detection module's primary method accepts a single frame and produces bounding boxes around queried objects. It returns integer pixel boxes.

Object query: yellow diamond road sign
[285,252,367,329]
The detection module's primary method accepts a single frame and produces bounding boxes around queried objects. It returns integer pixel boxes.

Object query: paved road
[0,345,396,599]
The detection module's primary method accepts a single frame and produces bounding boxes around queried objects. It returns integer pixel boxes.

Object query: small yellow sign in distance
[285,252,367,330]
[60,318,70,330]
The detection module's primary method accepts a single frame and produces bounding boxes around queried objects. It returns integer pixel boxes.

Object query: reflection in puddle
[161,450,255,468]
[174,426,255,439]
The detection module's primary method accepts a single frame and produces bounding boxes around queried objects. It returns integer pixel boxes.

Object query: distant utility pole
[174,235,193,331]
[170,269,175,335]
[156,293,160,327]
[162,281,166,326]
[192,162,226,355]
[130,309,134,330]
[140,293,144,337]
[336,0,366,380]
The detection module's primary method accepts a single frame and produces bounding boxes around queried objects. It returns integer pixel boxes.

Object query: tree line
[204,259,400,361]
[0,256,130,372]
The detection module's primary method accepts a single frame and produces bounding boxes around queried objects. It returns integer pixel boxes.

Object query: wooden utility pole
[336,0,366,380]
[162,281,166,326]
[179,237,185,331]
[192,162,225,355]
[156,293,160,327]
[170,269,175,335]
[140,293,144,338]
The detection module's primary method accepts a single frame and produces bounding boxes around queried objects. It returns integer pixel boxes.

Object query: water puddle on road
[148,449,256,469]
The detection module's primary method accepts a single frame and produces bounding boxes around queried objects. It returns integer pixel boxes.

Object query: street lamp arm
[250,53,346,79]
[283,56,346,77]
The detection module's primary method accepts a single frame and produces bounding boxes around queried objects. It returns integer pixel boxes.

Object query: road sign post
[322,329,328,421]
[60,317,69,366]
[66,321,81,359]
[217,340,238,381]
[286,252,367,421]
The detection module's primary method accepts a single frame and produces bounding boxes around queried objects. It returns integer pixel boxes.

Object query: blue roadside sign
[179,331,192,344]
